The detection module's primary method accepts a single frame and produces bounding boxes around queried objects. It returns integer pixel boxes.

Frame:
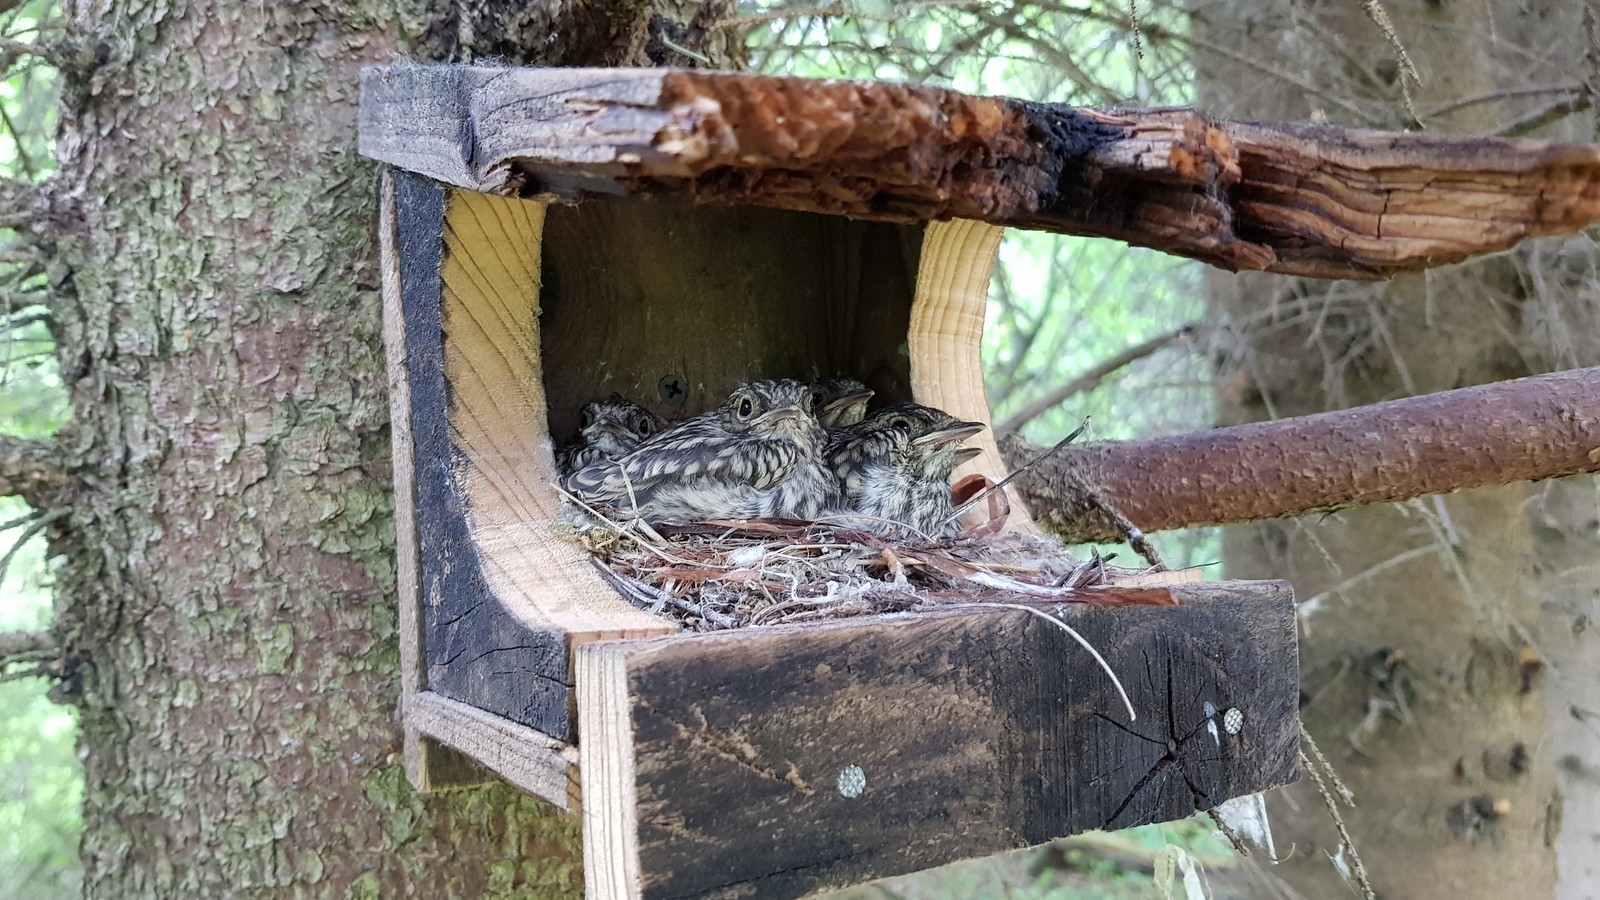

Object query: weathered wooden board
[359,64,1600,280]
[408,691,580,809]
[577,580,1300,899]
[391,171,579,739]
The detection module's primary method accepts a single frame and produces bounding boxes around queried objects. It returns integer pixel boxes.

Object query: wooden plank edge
[577,641,645,900]
[407,691,581,810]
[379,167,438,790]
[910,218,1041,534]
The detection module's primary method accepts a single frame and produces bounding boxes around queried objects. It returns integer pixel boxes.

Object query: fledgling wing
[564,417,805,509]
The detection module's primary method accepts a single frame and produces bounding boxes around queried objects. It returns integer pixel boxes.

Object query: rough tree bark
[32,1,733,896]
[1194,1,1597,897]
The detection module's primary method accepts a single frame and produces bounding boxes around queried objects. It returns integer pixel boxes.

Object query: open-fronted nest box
[361,65,1300,899]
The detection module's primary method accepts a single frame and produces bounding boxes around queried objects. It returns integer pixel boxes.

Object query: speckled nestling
[556,396,667,477]
[564,379,834,523]
[808,377,875,429]
[823,403,984,537]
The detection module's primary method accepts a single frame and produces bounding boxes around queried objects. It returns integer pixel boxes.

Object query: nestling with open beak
[824,403,985,537]
[556,395,667,477]
[809,377,875,429]
[564,379,834,523]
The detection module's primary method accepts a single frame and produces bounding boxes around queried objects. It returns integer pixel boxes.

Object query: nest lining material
[566,513,1180,635]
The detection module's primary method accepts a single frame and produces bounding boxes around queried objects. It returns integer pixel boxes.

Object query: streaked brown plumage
[809,377,874,429]
[824,403,984,537]
[556,395,667,477]
[564,379,833,523]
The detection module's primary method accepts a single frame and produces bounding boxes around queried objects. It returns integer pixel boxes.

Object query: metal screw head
[837,765,866,798]
[1223,707,1245,735]
[657,374,687,404]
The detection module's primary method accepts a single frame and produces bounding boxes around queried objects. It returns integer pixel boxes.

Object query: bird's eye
[580,408,595,428]
[635,415,655,436]
[737,397,755,419]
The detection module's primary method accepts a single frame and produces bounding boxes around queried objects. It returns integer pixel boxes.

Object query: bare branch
[0,507,66,590]
[0,435,72,507]
[0,630,52,659]
[1011,366,1600,542]
[996,324,1195,435]
[0,177,36,230]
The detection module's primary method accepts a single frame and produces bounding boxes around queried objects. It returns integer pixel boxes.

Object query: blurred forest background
[3,0,1598,896]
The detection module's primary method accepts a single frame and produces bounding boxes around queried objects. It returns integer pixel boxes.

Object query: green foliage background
[2,1,77,895]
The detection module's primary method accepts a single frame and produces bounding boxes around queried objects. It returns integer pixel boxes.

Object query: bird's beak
[913,422,985,447]
[753,406,806,427]
[951,446,984,466]
[820,390,874,416]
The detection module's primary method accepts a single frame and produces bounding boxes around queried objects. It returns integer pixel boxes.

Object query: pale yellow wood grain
[910,219,1040,534]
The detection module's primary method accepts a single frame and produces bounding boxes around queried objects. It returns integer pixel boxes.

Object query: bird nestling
[564,379,834,523]
[809,377,875,429]
[556,395,667,477]
[824,403,985,538]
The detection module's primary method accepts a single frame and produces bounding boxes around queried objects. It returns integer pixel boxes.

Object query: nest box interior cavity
[360,64,1301,899]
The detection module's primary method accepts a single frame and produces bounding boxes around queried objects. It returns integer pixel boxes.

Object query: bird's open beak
[820,390,874,417]
[950,446,983,465]
[913,422,985,447]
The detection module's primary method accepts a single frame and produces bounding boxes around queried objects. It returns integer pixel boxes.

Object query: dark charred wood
[599,581,1299,899]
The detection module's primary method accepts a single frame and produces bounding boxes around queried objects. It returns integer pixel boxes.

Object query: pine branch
[1010,366,1600,543]
[0,435,73,508]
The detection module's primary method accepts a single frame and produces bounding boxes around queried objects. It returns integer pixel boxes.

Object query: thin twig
[943,419,1090,528]
[0,507,64,588]
[1300,725,1375,900]
[997,325,1195,435]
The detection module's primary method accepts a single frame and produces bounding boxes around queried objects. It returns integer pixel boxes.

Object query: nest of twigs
[565,492,1180,634]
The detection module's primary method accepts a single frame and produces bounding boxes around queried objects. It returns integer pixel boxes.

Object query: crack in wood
[674,706,816,797]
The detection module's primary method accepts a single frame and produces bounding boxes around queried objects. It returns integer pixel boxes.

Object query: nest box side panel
[577,581,1301,899]
[390,172,672,746]
[539,200,922,432]
[910,219,1040,532]
[391,170,571,737]
[380,171,494,792]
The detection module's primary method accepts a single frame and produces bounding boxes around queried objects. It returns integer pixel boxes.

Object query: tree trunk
[1195,1,1596,897]
[41,1,731,895]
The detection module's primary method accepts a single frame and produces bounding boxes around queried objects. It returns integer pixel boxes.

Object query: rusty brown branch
[995,324,1195,435]
[1011,367,1600,543]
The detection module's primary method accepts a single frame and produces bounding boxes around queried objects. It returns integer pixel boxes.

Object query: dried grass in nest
[580,517,1177,633]
[558,482,1179,720]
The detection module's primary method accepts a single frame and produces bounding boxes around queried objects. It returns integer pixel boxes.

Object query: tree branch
[995,324,1195,435]
[0,435,73,508]
[1010,367,1600,543]
[0,177,36,230]
[0,630,52,659]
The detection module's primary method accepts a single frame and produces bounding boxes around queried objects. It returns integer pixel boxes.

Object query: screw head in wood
[837,765,866,798]
[1224,707,1244,735]
[657,373,688,406]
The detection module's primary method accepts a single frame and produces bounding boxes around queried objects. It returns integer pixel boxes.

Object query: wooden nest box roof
[361,64,1600,280]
